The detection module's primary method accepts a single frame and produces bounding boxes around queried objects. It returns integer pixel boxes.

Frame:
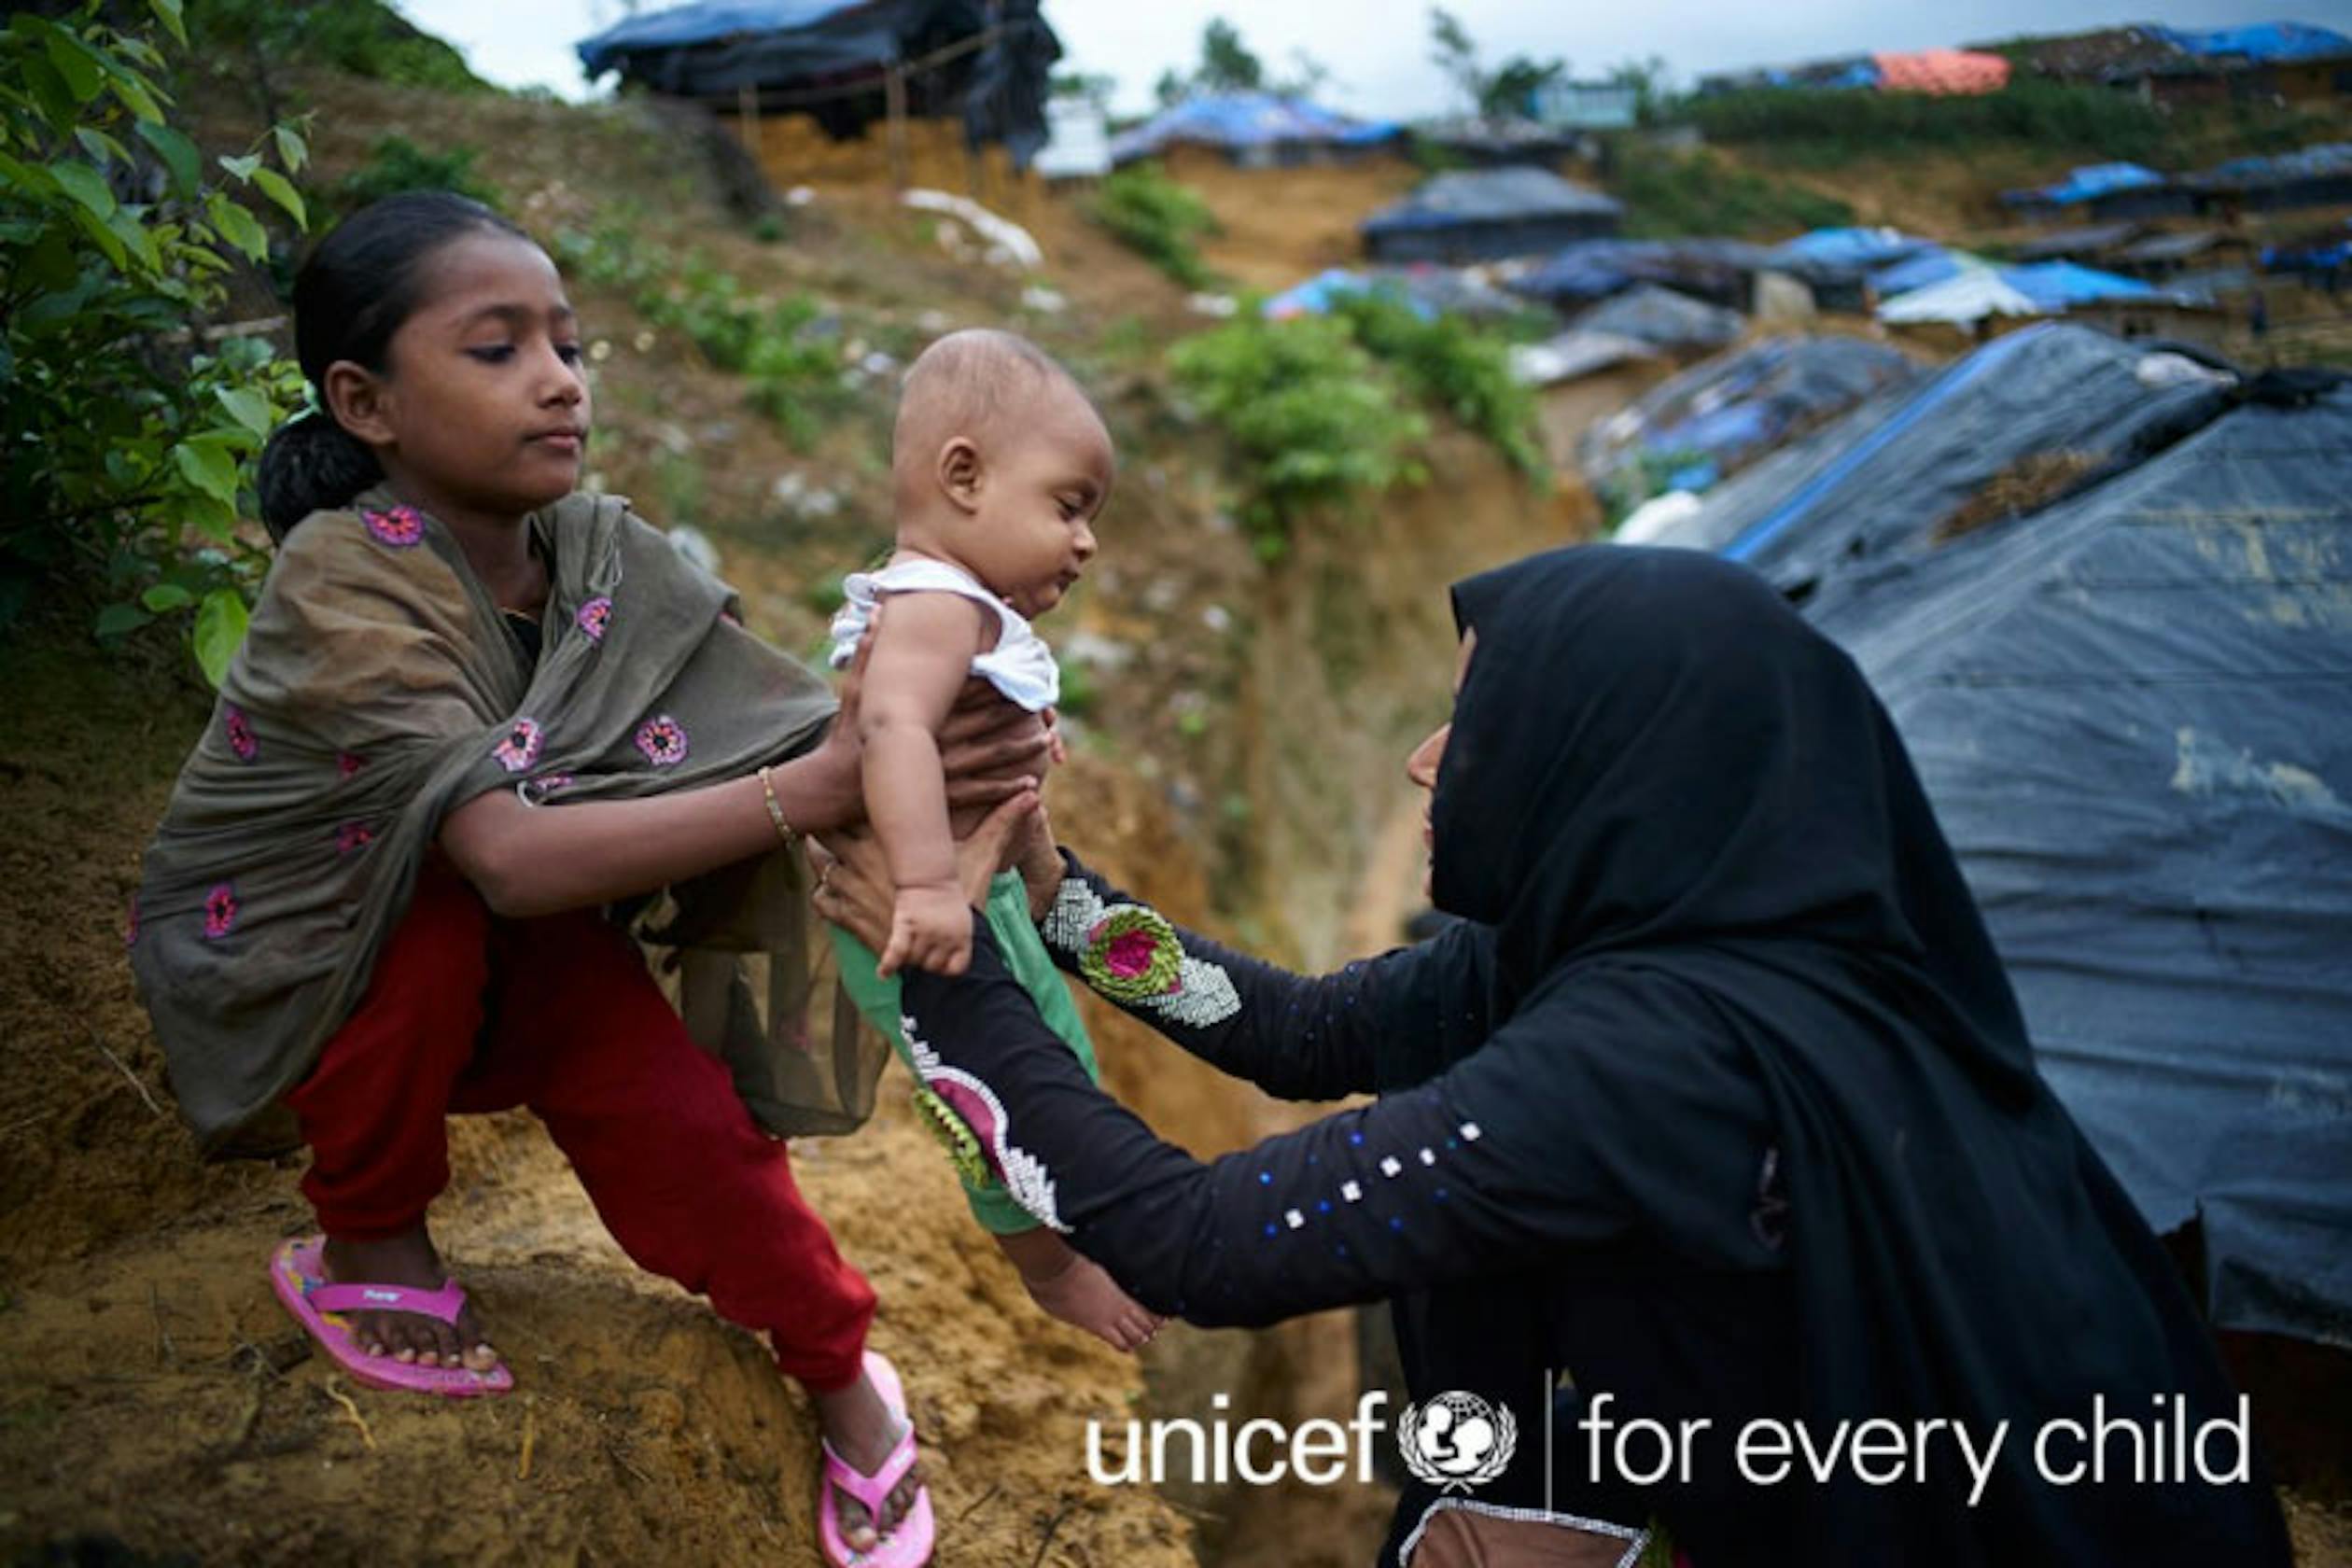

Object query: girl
[130,192,1036,1568]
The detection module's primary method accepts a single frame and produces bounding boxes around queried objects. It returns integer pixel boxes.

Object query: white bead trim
[900,1012,1071,1234]
[1044,876,1240,1029]
[1398,1498,1648,1568]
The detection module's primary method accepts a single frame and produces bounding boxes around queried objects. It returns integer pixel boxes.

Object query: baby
[826,329,1156,1351]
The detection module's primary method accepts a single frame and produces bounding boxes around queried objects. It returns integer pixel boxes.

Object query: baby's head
[893,329,1112,620]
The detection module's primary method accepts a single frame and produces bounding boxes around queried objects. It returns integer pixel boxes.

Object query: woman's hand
[813,790,1040,957]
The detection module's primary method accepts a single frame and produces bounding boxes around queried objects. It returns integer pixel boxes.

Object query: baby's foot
[1001,1232,1161,1352]
[321,1229,498,1372]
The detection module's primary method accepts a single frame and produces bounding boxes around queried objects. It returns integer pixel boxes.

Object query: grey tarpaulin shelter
[1644,326,2352,1347]
[1362,168,1622,265]
[575,0,1061,169]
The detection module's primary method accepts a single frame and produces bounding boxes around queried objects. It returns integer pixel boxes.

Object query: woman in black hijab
[816,546,2289,1566]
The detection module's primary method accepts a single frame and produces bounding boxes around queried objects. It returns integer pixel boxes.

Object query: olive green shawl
[131,486,883,1155]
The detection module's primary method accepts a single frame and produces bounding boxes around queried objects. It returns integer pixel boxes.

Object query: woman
[814,546,2289,1566]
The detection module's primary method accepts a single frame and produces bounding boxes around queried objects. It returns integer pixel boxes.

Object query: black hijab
[1425,547,2286,1565]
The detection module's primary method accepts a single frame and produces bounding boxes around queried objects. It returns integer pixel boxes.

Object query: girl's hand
[814,790,1039,954]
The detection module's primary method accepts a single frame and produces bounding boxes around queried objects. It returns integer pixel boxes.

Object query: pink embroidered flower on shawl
[222,704,259,763]
[360,506,426,550]
[575,596,614,642]
[633,714,689,768]
[493,717,544,774]
[336,750,365,778]
[203,882,239,941]
[334,821,375,855]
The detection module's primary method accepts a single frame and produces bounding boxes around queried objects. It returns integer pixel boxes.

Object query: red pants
[283,861,875,1392]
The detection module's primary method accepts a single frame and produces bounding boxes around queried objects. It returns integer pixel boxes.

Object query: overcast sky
[395,2,2329,119]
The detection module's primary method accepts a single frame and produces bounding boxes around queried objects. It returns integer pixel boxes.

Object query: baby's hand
[878,881,973,977]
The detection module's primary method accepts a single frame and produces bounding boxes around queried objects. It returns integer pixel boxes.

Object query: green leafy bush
[333,133,497,212]
[1,0,311,681]
[1169,314,1429,558]
[553,221,851,449]
[1088,162,1221,291]
[1330,290,1547,476]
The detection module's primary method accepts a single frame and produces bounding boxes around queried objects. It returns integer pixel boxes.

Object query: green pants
[830,872,1099,1235]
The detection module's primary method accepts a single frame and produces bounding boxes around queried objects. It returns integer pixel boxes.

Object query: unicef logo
[1398,1390,1518,1491]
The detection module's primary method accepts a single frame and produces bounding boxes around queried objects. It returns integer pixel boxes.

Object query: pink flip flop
[819,1350,936,1568]
[269,1236,513,1398]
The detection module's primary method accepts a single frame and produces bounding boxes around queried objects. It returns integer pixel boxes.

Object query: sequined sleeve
[1036,851,1495,1100]
[897,922,1652,1328]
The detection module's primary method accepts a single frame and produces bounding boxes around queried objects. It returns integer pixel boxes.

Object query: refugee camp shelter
[1578,334,1919,511]
[1033,96,1110,180]
[1361,168,1623,264]
[1106,92,1400,168]
[1632,327,2352,1350]
[1508,237,1777,311]
[2001,162,2193,224]
[575,0,1062,174]
[2011,221,2140,263]
[2133,22,2352,107]
[1769,227,1934,311]
[1533,78,1640,131]
[2190,142,2352,216]
[1571,284,1743,355]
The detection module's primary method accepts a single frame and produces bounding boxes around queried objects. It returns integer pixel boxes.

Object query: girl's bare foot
[810,1373,925,1553]
[999,1229,1162,1352]
[320,1229,498,1371]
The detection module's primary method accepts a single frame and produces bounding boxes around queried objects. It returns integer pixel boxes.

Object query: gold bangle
[757,764,797,850]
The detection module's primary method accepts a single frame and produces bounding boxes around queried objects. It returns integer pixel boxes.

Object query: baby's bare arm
[856,591,990,895]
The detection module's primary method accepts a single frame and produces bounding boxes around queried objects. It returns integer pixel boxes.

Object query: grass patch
[1685,81,2174,169]
[1088,162,1222,291]
[1611,146,1854,238]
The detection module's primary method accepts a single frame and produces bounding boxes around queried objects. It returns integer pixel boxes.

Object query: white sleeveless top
[827,557,1060,713]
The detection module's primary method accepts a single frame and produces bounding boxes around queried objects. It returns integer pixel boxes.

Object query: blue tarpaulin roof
[579,0,862,76]
[2153,21,2352,62]
[2003,259,2167,309]
[1108,93,1400,163]
[1769,226,1929,272]
[2004,162,2169,207]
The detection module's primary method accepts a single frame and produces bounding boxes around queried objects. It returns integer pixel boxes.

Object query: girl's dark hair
[257,191,530,540]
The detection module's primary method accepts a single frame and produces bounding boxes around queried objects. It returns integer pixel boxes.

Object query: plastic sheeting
[1645,340,2352,1346]
[1262,266,1524,323]
[1652,324,2218,578]
[2002,161,2169,208]
[1106,93,1399,164]
[573,0,1059,161]
[1508,238,1775,310]
[1870,48,2011,94]
[1770,226,1928,273]
[1363,169,1622,264]
[1578,335,1918,509]
[1571,284,1743,353]
[1877,269,2040,325]
[2153,21,2352,62]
